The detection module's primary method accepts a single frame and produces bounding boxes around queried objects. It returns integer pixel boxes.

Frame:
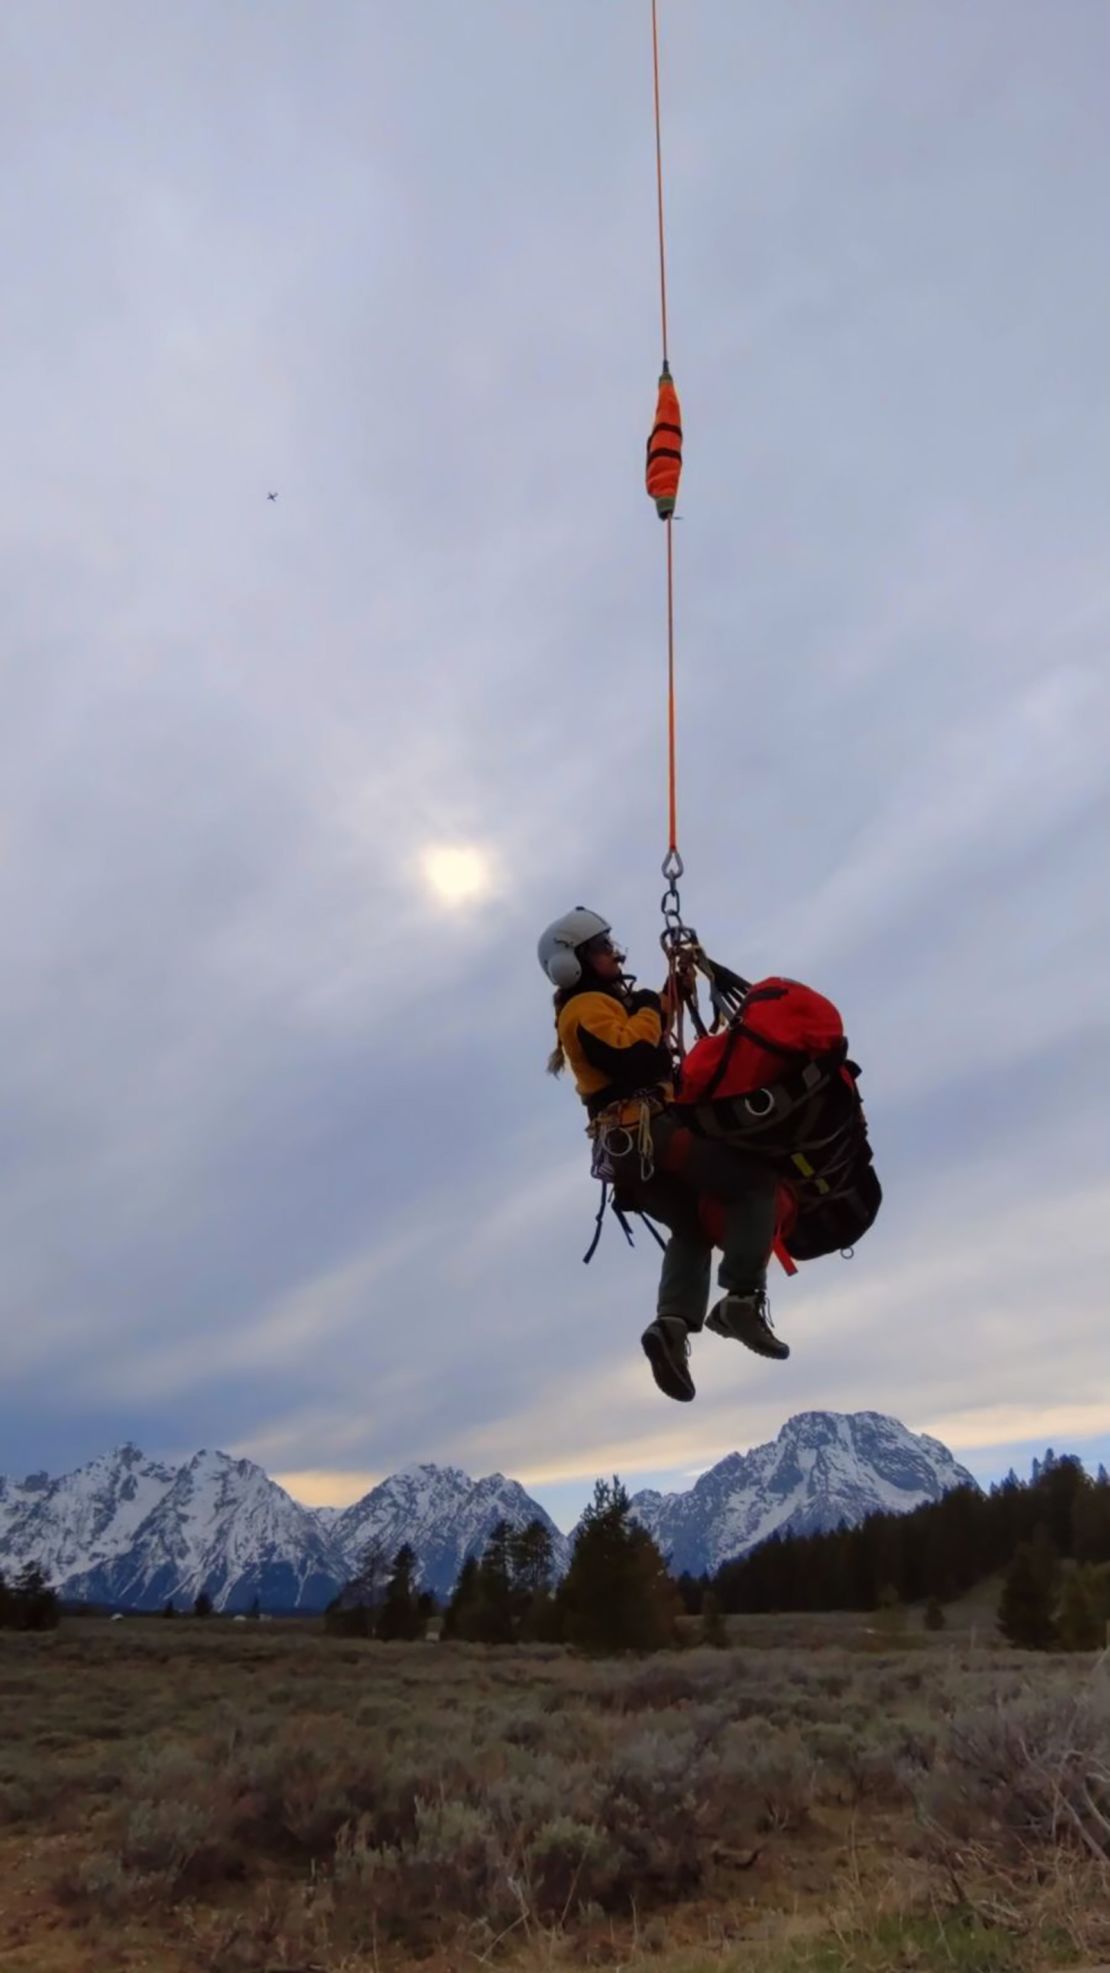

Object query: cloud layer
[2,1,1108,1506]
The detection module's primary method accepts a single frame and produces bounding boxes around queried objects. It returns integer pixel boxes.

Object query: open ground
[3,1609,1110,1973]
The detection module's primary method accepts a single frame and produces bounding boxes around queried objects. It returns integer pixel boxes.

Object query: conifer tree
[345,1541,390,1616]
[376,1543,422,1641]
[1056,1566,1104,1652]
[472,1520,515,1643]
[1030,1522,1061,1599]
[558,1478,679,1653]
[998,1542,1055,1650]
[510,1518,557,1639]
[442,1554,480,1640]
[510,1519,555,1599]
[1072,1478,1110,1564]
[674,1571,705,1615]
[441,1522,547,1644]
[701,1588,728,1647]
[9,1564,60,1631]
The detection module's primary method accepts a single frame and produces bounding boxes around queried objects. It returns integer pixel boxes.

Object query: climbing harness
[588,1093,661,1187]
[583,1182,668,1266]
[583,1092,669,1264]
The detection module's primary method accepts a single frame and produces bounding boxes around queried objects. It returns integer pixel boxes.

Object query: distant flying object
[267,491,278,501]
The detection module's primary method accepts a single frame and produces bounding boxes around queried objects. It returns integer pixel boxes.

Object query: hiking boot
[641,1316,696,1402]
[706,1292,790,1361]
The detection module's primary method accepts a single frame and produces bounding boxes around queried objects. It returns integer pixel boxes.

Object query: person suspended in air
[539,908,790,1403]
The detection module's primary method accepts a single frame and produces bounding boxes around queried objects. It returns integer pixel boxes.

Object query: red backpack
[679,978,846,1105]
[676,977,881,1262]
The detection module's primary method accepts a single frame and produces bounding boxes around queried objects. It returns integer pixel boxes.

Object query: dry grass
[1,1616,1109,1972]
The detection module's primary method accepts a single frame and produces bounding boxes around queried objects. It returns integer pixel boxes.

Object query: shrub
[525,1815,624,1918]
[925,1681,1110,1859]
[605,1662,700,1712]
[122,1795,214,1878]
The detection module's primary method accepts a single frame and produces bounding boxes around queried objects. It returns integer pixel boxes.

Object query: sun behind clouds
[419,843,496,909]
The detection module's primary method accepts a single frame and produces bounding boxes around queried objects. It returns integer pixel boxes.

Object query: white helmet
[537,908,612,989]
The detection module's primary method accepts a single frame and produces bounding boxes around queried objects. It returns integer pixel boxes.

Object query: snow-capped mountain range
[0,1447,568,1612]
[629,1410,976,1576]
[0,1413,975,1612]
[328,1464,568,1596]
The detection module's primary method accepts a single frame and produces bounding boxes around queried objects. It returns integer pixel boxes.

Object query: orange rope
[651,1,679,865]
[651,0,670,368]
[665,516,677,856]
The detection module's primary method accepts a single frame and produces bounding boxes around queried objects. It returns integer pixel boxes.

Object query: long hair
[546,988,570,1076]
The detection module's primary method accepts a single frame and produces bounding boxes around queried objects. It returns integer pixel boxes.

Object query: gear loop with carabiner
[657,848,709,1058]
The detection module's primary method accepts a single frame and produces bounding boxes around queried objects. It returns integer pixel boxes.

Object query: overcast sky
[2,1,1107,1530]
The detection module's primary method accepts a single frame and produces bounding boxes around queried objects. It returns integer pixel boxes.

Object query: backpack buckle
[743,1087,776,1119]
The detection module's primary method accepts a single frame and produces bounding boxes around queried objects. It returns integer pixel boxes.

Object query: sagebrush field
[2,1614,1109,1973]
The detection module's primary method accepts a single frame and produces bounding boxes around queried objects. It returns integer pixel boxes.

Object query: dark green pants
[610,1111,779,1330]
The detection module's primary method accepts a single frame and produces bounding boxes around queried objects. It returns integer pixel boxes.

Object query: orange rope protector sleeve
[646,369,683,521]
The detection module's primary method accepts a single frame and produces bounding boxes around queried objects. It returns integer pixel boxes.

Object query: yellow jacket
[558,987,675,1123]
